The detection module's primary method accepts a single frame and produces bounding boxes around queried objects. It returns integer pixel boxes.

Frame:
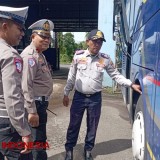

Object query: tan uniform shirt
[64,49,132,96]
[21,42,53,114]
[0,38,31,136]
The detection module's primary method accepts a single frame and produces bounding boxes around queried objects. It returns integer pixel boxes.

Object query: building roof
[2,0,98,32]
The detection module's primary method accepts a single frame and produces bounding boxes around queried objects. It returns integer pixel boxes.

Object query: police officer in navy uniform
[0,6,32,160]
[21,19,54,160]
[63,29,141,160]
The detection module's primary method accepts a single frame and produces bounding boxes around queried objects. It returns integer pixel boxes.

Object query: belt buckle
[85,94,91,97]
[45,97,49,101]
[37,97,42,101]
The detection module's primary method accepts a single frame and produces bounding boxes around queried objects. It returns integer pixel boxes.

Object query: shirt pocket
[41,65,51,81]
[97,66,104,72]
[41,64,48,73]
[77,64,87,77]
[92,70,104,81]
[77,64,87,70]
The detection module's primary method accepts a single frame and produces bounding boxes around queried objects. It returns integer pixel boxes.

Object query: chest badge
[79,57,87,64]
[96,58,106,68]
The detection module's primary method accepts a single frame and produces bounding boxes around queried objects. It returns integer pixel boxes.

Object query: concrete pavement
[46,66,133,160]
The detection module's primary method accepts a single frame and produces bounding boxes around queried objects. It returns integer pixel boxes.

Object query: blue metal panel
[132,11,160,71]
[153,16,160,159]
[125,0,131,28]
[131,8,160,160]
[133,0,160,34]
[141,0,160,25]
[129,0,135,36]
[133,0,143,33]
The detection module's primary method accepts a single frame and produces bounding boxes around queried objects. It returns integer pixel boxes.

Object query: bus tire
[132,96,146,160]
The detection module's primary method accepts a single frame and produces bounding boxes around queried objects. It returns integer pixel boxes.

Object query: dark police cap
[87,29,106,42]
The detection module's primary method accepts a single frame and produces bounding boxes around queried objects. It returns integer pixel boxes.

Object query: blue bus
[113,0,160,159]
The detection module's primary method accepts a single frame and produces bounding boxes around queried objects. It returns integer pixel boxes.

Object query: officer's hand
[63,95,69,107]
[21,135,32,154]
[131,84,142,94]
[28,113,39,127]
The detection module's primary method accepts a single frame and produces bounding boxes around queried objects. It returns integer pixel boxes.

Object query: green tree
[76,41,88,50]
[63,33,76,62]
[57,32,64,54]
[58,32,89,63]
[75,32,88,50]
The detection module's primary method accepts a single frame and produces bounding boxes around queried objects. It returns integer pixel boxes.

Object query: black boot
[65,150,73,160]
[84,150,93,160]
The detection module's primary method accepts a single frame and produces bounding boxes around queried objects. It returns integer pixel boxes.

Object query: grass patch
[103,86,113,94]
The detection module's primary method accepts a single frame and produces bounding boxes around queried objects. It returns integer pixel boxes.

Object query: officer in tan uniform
[21,19,54,160]
[0,6,32,160]
[63,29,142,160]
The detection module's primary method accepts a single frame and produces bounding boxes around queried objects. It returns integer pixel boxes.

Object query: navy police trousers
[65,90,102,151]
[31,100,48,160]
[0,118,32,160]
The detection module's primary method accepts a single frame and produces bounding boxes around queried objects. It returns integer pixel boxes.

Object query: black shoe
[65,150,73,160]
[84,150,93,160]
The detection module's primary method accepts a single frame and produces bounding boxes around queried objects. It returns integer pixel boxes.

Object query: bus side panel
[154,71,160,159]
[141,0,160,26]
[133,0,160,34]
[129,0,135,37]
[131,10,160,159]
[153,13,160,159]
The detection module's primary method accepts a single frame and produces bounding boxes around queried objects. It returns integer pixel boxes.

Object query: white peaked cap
[0,6,29,25]
[28,19,54,34]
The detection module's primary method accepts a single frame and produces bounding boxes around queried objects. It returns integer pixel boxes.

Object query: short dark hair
[0,17,14,27]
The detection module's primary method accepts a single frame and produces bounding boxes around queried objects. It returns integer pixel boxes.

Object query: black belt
[35,96,50,101]
[75,90,101,97]
[0,109,9,118]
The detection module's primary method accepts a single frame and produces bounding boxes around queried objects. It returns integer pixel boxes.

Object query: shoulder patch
[75,50,84,55]
[14,58,23,73]
[101,53,109,59]
[28,58,36,67]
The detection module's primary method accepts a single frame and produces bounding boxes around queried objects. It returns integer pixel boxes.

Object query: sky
[73,32,86,43]
[63,32,86,43]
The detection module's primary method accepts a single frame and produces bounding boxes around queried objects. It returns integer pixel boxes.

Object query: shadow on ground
[48,139,131,160]
[53,66,69,79]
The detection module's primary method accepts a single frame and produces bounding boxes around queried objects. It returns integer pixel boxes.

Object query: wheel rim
[132,111,145,160]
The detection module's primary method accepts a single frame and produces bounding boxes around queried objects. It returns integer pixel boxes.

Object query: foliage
[57,32,88,63]
[63,33,75,62]
[115,43,122,69]
[75,41,88,50]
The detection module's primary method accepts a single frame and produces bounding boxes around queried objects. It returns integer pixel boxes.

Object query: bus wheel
[132,97,145,160]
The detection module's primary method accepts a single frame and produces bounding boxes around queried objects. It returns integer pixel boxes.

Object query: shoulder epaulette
[28,48,34,55]
[101,53,109,59]
[75,50,85,55]
[28,52,34,55]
